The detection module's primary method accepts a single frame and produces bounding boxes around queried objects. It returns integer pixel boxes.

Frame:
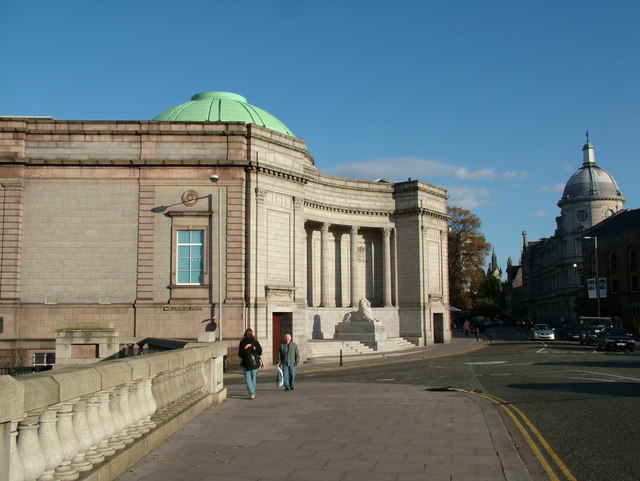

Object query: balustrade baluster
[132,380,150,433]
[53,403,79,481]
[9,420,25,481]
[36,406,64,481]
[69,401,92,472]
[82,396,105,464]
[150,372,164,413]
[152,372,171,420]
[143,376,157,429]
[198,360,207,393]
[184,364,196,401]
[107,390,129,448]
[96,391,116,456]
[17,414,46,481]
[118,385,141,440]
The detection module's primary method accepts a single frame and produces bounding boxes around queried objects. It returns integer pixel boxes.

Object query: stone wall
[0,341,227,481]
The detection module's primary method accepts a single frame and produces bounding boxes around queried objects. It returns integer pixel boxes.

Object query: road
[301,327,640,481]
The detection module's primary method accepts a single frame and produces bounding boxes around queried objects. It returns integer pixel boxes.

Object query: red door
[272,313,283,364]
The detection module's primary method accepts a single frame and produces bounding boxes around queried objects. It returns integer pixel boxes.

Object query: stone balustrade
[0,342,228,481]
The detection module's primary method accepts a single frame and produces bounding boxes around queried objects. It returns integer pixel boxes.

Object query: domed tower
[557,135,626,235]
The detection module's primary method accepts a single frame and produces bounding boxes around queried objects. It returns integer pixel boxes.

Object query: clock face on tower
[577,210,588,221]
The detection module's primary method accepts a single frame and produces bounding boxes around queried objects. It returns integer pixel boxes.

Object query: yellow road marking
[453,389,578,481]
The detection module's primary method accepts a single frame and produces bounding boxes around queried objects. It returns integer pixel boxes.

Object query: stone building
[581,208,640,336]
[503,257,524,322]
[0,91,451,367]
[518,139,626,324]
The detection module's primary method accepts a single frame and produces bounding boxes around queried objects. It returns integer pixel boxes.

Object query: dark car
[580,327,601,345]
[560,324,581,341]
[596,328,635,352]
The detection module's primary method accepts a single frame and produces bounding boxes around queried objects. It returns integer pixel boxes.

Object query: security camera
[209,174,219,181]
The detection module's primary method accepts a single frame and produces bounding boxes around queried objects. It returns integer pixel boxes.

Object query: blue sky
[2,0,639,271]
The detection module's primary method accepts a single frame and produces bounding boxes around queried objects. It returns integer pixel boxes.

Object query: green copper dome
[153,91,295,137]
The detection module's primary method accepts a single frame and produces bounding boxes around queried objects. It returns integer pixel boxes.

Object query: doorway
[272,312,293,363]
[433,313,444,343]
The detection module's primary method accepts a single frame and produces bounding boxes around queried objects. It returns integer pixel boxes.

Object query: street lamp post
[584,236,600,316]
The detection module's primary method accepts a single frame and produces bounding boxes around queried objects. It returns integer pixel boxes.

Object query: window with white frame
[33,352,55,367]
[177,230,204,285]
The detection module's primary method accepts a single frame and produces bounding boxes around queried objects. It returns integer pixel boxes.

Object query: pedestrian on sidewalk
[238,328,263,399]
[278,333,300,391]
[463,319,471,337]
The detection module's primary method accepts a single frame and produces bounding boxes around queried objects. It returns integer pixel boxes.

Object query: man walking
[278,333,300,391]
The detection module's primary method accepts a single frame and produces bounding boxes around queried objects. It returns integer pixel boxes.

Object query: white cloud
[530,210,547,218]
[501,170,528,180]
[324,156,455,181]
[446,186,495,210]
[453,167,497,180]
[325,156,528,184]
[538,183,565,192]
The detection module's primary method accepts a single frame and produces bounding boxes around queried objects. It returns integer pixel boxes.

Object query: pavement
[116,334,533,481]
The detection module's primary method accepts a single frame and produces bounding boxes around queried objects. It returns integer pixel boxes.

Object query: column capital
[293,196,305,209]
[383,227,393,236]
[255,188,267,203]
[321,223,331,232]
[350,225,360,235]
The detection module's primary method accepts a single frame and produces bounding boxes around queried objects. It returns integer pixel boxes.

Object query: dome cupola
[153,91,296,137]
[558,138,625,207]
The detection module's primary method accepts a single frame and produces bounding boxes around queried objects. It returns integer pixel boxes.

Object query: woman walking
[238,328,263,399]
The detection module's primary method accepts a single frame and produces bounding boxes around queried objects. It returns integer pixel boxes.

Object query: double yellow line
[472,390,578,481]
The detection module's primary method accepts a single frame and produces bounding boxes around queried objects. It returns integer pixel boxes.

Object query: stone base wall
[305,307,400,341]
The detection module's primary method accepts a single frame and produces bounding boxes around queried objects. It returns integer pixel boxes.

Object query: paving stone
[115,376,528,481]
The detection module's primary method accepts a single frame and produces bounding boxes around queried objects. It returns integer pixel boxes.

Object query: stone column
[383,227,393,307]
[320,223,331,307]
[350,225,359,307]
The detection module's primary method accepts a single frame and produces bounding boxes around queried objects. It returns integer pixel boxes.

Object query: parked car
[580,327,601,345]
[531,323,555,341]
[596,328,635,352]
[579,317,613,345]
[559,324,581,341]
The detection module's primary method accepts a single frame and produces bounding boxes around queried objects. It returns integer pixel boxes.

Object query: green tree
[447,206,491,311]
[472,273,502,318]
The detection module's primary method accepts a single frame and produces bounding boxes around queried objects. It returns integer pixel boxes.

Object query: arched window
[630,248,639,292]
[609,251,619,293]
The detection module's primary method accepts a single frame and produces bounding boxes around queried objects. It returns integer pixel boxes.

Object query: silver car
[531,323,555,341]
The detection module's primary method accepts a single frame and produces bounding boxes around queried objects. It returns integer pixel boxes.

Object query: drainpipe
[218,185,223,340]
[0,183,5,301]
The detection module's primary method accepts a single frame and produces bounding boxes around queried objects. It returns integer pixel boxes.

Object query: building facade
[581,209,640,337]
[518,140,626,324]
[0,91,451,367]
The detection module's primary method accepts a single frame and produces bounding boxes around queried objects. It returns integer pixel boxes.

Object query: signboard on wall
[587,278,607,299]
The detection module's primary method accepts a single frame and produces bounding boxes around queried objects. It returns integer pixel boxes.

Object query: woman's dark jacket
[238,337,263,369]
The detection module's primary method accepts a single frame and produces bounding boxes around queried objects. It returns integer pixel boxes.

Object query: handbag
[276,365,284,387]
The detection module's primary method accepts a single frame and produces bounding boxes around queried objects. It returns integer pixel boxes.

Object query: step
[307,337,417,359]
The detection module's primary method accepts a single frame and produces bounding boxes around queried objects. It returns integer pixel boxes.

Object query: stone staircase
[306,337,417,359]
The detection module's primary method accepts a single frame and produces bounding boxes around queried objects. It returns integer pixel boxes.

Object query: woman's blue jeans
[243,367,257,396]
